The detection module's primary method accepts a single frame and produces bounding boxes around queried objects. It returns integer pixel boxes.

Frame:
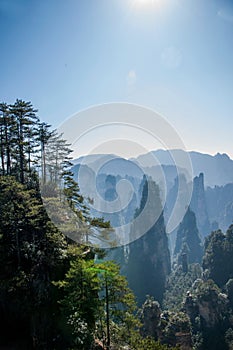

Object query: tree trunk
[19,118,25,183]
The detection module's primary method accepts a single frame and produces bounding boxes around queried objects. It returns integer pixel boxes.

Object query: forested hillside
[1,100,233,350]
[0,100,175,350]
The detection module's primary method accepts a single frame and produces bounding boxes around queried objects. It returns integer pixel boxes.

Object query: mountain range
[74,149,233,187]
[72,150,233,241]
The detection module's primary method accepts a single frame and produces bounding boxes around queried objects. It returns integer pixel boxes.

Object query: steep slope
[190,173,210,238]
[206,183,233,231]
[126,178,171,305]
[174,207,203,264]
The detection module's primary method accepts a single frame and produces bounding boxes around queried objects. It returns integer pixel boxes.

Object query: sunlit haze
[0,0,233,159]
[132,0,157,7]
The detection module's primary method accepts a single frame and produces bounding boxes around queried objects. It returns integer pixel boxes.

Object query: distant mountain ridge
[131,149,233,187]
[72,150,233,239]
[74,150,233,188]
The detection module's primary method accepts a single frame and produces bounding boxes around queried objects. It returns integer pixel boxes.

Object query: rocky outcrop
[183,279,231,350]
[206,183,233,232]
[139,296,161,339]
[139,297,193,350]
[190,173,210,238]
[126,178,171,305]
[184,280,229,327]
[174,332,193,350]
[174,207,203,265]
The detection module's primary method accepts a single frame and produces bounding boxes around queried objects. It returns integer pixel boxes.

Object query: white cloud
[218,9,233,23]
[127,70,137,86]
[161,46,182,69]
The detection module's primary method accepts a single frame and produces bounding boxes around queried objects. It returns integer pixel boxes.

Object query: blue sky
[0,0,233,158]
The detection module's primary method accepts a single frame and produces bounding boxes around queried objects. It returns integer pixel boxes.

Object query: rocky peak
[191,173,210,238]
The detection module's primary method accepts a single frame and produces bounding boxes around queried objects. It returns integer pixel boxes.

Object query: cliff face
[190,173,210,238]
[73,159,233,240]
[139,297,193,350]
[174,207,203,264]
[206,183,233,231]
[125,179,171,305]
[184,289,229,329]
[126,215,171,305]
[183,280,231,350]
[139,296,161,340]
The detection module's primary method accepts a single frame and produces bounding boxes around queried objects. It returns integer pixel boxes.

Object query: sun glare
[137,0,154,4]
[132,0,162,10]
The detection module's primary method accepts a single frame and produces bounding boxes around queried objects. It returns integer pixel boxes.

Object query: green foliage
[54,247,101,348]
[203,225,233,287]
[226,279,233,309]
[129,332,177,350]
[225,328,233,350]
[137,296,187,348]
[0,100,39,183]
[0,172,138,348]
[91,260,140,346]
[0,175,68,348]
[163,263,202,311]
[91,216,111,228]
[4,98,233,349]
[138,295,161,339]
[160,311,191,347]
[54,251,140,349]
[193,278,221,302]
[190,279,231,350]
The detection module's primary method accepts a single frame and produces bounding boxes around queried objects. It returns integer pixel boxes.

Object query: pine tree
[37,122,53,184]
[55,252,139,349]
[0,176,67,347]
[0,99,142,349]
[0,102,14,175]
[9,100,39,183]
[43,131,72,185]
